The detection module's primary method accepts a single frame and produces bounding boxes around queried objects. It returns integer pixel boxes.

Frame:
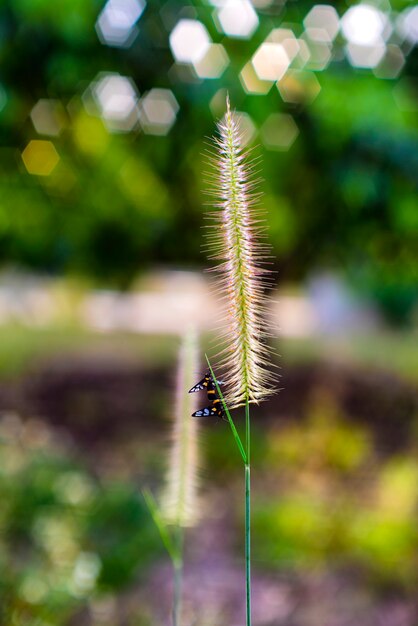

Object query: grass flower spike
[207,96,274,408]
[161,329,200,528]
[205,96,277,626]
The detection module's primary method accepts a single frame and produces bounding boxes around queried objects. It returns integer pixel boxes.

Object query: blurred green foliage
[0,1,416,321]
[252,393,418,589]
[0,416,162,625]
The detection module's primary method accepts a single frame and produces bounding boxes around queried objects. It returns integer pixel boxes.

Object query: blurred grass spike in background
[161,329,200,528]
[150,328,201,626]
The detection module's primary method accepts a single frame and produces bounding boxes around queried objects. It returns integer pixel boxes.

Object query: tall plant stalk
[205,96,275,626]
[245,400,251,626]
[207,357,253,625]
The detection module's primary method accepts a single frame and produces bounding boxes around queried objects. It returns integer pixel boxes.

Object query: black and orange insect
[188,371,222,393]
[189,372,225,418]
[188,372,212,394]
[192,399,224,418]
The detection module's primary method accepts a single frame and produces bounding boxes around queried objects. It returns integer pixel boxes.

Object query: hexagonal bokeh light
[346,43,386,69]
[252,43,290,82]
[96,0,146,48]
[30,99,65,136]
[303,38,332,71]
[304,5,340,43]
[21,140,60,176]
[293,38,311,69]
[139,88,179,135]
[215,0,259,39]
[261,114,299,151]
[266,28,300,63]
[92,73,139,132]
[373,44,405,79]
[277,70,321,104]
[341,4,390,46]
[398,6,418,45]
[169,19,211,64]
[193,43,229,79]
[240,62,272,95]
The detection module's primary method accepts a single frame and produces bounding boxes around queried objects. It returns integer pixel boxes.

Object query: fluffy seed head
[205,96,275,408]
[161,329,200,527]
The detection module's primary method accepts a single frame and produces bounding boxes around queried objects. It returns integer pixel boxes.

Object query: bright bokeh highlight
[92,73,139,132]
[30,100,65,137]
[169,19,211,64]
[346,43,386,69]
[193,43,229,79]
[398,6,418,45]
[266,29,300,63]
[304,5,340,43]
[139,88,179,135]
[341,4,390,46]
[252,43,290,82]
[96,0,146,47]
[240,61,272,94]
[215,0,259,39]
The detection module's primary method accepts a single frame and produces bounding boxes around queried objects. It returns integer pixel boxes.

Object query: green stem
[205,355,247,463]
[245,400,251,626]
[204,356,251,624]
[245,399,250,464]
[173,526,184,626]
[143,489,178,564]
[143,490,184,626]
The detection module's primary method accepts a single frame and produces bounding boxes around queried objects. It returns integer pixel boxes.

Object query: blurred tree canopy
[0,0,417,321]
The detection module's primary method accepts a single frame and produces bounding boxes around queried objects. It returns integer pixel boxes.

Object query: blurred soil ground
[0,356,416,455]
